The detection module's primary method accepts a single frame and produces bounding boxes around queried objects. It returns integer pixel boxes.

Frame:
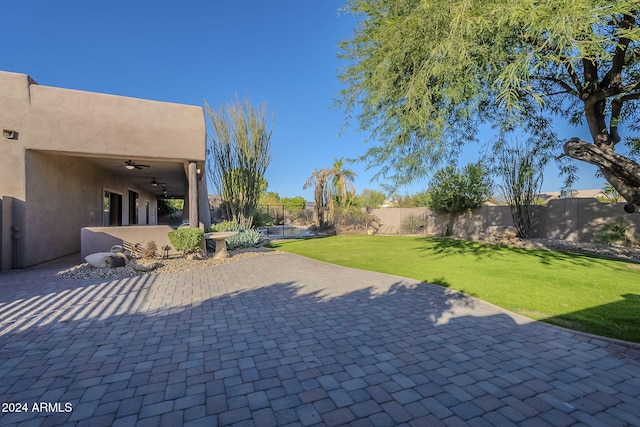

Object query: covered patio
[0,71,210,270]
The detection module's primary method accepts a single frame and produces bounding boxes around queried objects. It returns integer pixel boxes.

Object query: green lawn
[268,235,640,343]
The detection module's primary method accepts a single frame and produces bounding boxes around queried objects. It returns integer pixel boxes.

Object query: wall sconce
[3,129,18,139]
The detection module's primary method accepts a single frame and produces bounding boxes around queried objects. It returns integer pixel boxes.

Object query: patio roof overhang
[46,151,205,199]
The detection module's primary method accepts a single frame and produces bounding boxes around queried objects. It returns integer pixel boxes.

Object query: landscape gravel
[505,238,640,262]
[57,247,277,280]
[56,238,640,280]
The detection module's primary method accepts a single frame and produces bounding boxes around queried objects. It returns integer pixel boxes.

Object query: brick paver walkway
[1,252,639,426]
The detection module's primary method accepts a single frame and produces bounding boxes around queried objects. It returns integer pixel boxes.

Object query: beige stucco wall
[24,151,158,266]
[81,226,178,259]
[0,73,30,201]
[23,77,204,161]
[372,200,640,243]
[1,71,205,201]
[0,71,206,269]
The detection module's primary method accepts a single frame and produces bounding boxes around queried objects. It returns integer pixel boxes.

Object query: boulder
[110,245,125,254]
[106,253,127,268]
[131,261,160,272]
[487,226,518,240]
[85,252,129,268]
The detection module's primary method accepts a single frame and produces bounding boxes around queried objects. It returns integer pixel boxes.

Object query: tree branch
[582,58,598,95]
[531,75,578,96]
[564,60,585,95]
[564,138,640,212]
[586,81,640,105]
[607,14,636,88]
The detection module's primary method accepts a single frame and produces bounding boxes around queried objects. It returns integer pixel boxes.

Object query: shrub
[168,228,203,254]
[226,229,263,250]
[209,221,242,232]
[252,210,273,228]
[400,215,425,234]
[142,241,158,259]
[597,220,634,246]
[427,162,492,215]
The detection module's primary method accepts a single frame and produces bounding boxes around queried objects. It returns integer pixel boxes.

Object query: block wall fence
[371,199,640,242]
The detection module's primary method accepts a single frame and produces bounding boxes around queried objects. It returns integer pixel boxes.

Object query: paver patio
[1,252,639,426]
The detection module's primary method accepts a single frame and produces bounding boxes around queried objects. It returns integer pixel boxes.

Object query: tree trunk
[563,138,640,212]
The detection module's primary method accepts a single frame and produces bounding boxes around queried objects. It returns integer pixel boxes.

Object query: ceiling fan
[124,160,150,170]
[150,178,166,187]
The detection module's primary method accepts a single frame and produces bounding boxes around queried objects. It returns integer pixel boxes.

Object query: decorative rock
[85,252,129,268]
[110,245,125,253]
[487,225,518,240]
[131,261,160,272]
[58,247,276,279]
[106,254,127,268]
[85,252,114,268]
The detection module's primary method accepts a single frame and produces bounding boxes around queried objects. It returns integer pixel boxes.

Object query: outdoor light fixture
[3,129,17,139]
[151,178,158,186]
[125,164,135,170]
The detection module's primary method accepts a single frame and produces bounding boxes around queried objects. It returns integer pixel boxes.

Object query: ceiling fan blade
[125,160,150,169]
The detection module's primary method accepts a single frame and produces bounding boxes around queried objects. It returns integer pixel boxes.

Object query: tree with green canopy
[427,162,493,215]
[339,0,640,213]
[357,188,387,208]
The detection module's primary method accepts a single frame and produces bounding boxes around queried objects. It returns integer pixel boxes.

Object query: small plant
[597,219,634,246]
[168,228,203,255]
[400,215,425,234]
[208,221,264,250]
[142,241,158,259]
[226,229,263,250]
[209,221,243,232]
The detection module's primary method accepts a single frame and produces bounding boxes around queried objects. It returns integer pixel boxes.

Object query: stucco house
[0,71,210,271]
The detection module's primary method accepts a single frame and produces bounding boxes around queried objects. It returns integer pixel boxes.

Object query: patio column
[188,161,198,228]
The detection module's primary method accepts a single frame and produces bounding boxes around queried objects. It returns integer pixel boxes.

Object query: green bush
[427,162,492,214]
[252,210,273,228]
[168,228,203,254]
[209,221,243,232]
[597,220,634,246]
[400,215,425,234]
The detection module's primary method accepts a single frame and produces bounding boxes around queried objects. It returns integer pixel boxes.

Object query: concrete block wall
[372,199,640,243]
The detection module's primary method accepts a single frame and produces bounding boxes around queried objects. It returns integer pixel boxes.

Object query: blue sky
[1,0,604,199]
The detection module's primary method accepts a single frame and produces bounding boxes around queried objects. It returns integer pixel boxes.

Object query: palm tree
[304,169,333,228]
[330,158,358,207]
[304,159,358,229]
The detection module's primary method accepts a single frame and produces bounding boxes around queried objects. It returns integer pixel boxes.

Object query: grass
[268,235,640,343]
